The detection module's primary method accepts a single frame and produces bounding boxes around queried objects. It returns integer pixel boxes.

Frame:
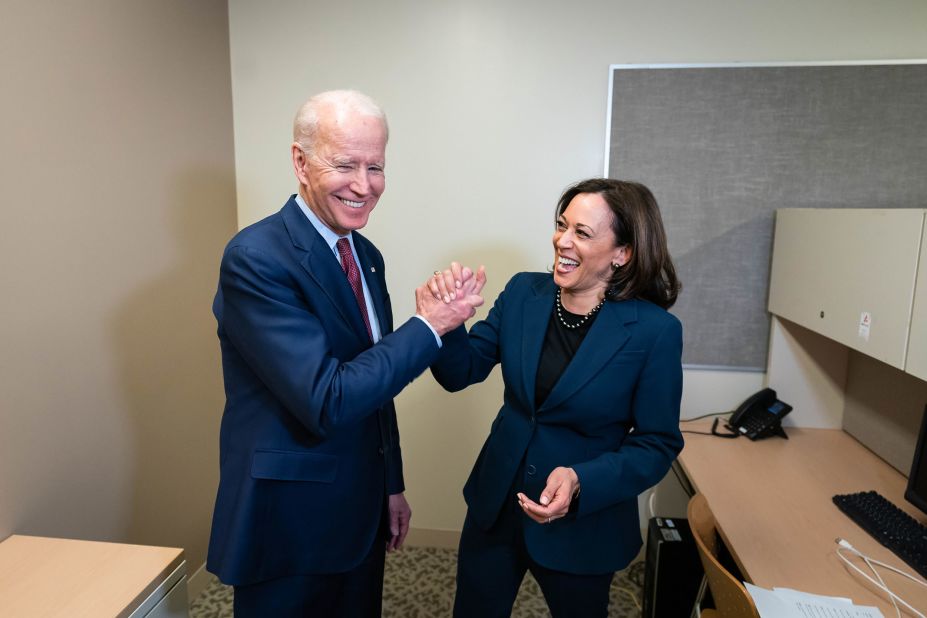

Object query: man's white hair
[293,90,388,155]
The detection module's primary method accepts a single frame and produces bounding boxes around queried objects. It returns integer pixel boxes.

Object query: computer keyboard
[832,490,927,580]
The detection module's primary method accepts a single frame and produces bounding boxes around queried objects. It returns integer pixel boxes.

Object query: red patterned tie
[336,238,373,341]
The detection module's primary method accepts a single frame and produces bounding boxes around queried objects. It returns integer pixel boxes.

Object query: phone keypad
[739,414,773,436]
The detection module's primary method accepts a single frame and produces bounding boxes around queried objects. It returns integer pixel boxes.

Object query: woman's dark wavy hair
[555,178,680,309]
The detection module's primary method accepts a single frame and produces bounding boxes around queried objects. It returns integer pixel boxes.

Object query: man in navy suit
[206,90,483,616]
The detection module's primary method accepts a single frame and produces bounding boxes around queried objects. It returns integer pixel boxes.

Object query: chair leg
[690,575,709,618]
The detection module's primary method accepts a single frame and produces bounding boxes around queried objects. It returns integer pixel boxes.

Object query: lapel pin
[370,266,376,272]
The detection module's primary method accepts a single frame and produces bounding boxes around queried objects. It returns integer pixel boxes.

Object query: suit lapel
[521,278,556,407]
[538,298,636,412]
[281,199,371,346]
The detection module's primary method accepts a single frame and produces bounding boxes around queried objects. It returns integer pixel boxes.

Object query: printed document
[745,583,884,618]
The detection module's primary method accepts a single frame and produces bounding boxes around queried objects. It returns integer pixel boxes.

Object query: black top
[534,300,599,407]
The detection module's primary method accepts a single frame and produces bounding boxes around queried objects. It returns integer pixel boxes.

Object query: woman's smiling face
[552,192,630,297]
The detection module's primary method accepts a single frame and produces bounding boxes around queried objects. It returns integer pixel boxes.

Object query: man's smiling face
[295,107,387,236]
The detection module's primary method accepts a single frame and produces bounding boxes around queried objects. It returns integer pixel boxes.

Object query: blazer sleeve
[381,401,404,494]
[219,244,440,437]
[571,314,684,517]
[430,274,515,391]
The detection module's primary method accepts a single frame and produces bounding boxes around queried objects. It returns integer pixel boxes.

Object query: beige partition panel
[768,209,925,370]
[843,351,927,473]
[907,228,927,381]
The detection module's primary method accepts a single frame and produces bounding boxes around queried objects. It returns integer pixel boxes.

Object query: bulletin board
[606,61,927,369]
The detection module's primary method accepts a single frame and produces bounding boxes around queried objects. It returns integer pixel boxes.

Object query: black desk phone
[715,387,793,440]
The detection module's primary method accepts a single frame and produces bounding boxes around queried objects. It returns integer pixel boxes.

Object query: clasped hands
[415,262,487,335]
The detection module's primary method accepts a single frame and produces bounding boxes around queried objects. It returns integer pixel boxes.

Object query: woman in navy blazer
[428,178,684,617]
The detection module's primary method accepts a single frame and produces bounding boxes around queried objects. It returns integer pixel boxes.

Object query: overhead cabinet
[768,208,926,376]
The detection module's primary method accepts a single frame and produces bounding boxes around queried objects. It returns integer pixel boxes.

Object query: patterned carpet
[191,546,644,617]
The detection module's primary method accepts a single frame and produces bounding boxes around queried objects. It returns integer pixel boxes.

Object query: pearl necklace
[556,288,605,330]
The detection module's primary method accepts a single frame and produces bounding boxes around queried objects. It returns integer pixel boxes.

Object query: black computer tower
[642,517,703,618]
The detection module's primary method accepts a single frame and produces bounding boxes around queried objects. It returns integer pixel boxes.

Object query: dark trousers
[453,496,614,618]
[232,535,386,618]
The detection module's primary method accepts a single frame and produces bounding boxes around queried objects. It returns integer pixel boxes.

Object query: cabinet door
[768,209,925,370]
[906,228,927,381]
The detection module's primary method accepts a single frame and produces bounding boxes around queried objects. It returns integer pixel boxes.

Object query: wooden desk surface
[678,423,927,614]
[0,535,184,618]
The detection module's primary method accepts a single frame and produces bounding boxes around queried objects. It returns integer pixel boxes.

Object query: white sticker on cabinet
[858,311,871,341]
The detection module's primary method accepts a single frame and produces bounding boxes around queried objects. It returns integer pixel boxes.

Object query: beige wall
[0,0,236,578]
[228,0,927,532]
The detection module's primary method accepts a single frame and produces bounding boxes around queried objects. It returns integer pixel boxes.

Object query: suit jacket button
[526,464,536,475]
[378,447,385,456]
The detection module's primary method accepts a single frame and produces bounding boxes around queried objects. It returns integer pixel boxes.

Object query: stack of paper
[745,583,885,618]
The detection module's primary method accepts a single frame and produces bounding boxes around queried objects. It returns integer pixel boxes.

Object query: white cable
[648,489,657,519]
[835,539,925,618]
[860,551,898,618]
[836,548,913,618]
[837,538,927,589]
[838,539,901,618]
[616,584,641,611]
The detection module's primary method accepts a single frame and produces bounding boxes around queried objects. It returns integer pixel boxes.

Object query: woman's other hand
[516,466,580,524]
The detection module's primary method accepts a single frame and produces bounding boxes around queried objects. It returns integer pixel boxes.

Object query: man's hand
[387,492,411,551]
[416,264,486,335]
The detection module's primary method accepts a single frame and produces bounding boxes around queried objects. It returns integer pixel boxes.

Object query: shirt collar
[294,193,350,254]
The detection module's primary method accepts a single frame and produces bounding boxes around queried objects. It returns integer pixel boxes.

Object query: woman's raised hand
[427,262,486,304]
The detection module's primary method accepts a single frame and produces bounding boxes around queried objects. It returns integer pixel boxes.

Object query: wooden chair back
[687,493,761,618]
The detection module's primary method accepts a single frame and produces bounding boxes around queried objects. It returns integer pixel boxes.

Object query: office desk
[678,423,927,614]
[0,535,187,617]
